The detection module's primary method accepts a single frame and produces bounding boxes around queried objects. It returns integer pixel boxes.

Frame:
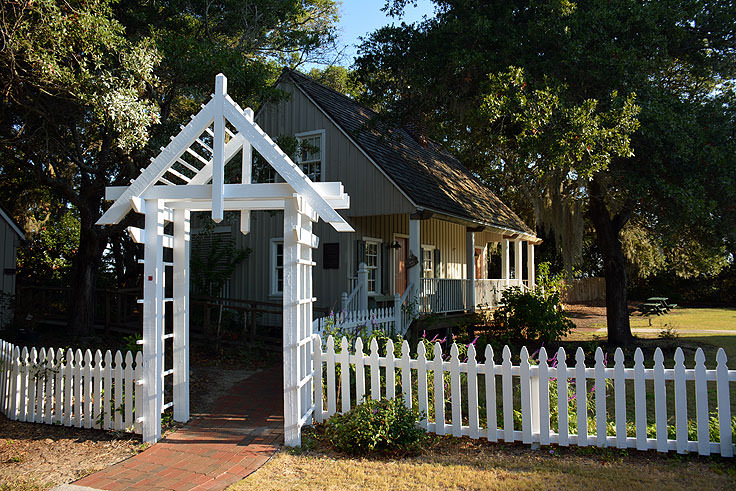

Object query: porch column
[501,239,510,287]
[409,217,421,306]
[527,242,536,289]
[466,229,476,312]
[514,238,523,287]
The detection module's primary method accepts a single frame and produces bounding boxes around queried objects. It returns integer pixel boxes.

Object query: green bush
[488,287,574,344]
[323,397,427,456]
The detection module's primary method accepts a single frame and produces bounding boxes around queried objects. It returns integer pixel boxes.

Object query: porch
[418,277,529,314]
[337,213,539,324]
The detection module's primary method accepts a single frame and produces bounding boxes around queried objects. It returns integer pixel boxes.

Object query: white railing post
[358,262,369,311]
[393,293,402,336]
[341,291,348,312]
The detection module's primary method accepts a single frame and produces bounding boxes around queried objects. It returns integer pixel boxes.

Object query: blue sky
[334,0,435,66]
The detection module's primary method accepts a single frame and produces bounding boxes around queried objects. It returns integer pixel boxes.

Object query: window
[422,247,434,278]
[252,152,277,183]
[270,239,284,295]
[323,243,340,269]
[365,241,379,293]
[296,130,325,182]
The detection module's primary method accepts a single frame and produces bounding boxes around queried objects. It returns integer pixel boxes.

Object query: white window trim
[363,236,382,295]
[295,129,326,182]
[270,238,284,296]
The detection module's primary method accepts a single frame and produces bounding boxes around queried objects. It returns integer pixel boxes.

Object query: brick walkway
[74,365,283,490]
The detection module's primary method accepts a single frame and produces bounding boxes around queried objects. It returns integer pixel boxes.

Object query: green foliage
[535,261,568,301]
[306,66,364,99]
[357,0,736,342]
[323,396,427,455]
[481,66,640,179]
[17,207,80,283]
[122,333,142,353]
[488,287,573,344]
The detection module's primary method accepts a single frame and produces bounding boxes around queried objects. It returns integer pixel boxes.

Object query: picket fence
[313,307,401,337]
[313,337,736,457]
[0,339,142,433]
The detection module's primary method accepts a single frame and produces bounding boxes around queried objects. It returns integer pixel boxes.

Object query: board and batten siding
[352,215,504,283]
[195,209,509,311]
[0,217,20,326]
[196,78,512,311]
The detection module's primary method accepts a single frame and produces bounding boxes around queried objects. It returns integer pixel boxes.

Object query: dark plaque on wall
[323,243,340,269]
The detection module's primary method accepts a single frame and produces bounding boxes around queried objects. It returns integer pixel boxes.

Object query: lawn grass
[231,435,736,490]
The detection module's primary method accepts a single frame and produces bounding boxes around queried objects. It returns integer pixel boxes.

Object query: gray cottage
[0,207,23,326]
[195,69,538,322]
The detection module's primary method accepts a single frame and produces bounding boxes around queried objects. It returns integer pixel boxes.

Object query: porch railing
[419,278,528,314]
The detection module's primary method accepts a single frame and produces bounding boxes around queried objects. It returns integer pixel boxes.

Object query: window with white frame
[296,130,324,182]
[365,240,380,293]
[422,246,435,278]
[270,239,284,295]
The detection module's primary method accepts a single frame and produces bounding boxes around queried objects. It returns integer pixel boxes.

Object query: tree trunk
[68,214,107,338]
[588,178,634,346]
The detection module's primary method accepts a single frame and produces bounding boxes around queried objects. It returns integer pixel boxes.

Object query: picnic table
[638,297,678,316]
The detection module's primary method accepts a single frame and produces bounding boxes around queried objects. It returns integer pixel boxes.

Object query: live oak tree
[0,0,341,337]
[0,0,161,337]
[355,0,736,345]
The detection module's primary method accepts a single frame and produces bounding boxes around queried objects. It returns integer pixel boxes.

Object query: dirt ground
[0,415,141,489]
[0,362,258,490]
[563,301,647,331]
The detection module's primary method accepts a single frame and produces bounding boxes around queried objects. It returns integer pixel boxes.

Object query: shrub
[323,397,427,455]
[488,287,574,344]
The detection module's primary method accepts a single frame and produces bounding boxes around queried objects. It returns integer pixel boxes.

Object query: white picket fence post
[314,337,736,458]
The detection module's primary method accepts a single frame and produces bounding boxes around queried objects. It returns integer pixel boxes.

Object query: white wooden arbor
[97,74,353,445]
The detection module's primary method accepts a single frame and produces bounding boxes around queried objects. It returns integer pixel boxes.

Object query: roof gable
[284,69,534,237]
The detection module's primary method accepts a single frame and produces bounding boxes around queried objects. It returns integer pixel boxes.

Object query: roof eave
[418,207,538,243]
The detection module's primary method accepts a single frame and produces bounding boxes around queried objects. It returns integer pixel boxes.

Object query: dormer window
[296,130,325,182]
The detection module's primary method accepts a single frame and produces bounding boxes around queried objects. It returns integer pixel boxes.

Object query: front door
[475,248,484,279]
[394,237,408,295]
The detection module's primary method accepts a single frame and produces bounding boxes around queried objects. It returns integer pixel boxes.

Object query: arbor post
[173,209,190,422]
[142,199,164,443]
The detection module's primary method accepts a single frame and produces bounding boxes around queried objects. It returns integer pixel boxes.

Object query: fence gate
[97,73,352,443]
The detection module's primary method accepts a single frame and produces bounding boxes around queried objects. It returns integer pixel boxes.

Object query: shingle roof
[284,68,535,237]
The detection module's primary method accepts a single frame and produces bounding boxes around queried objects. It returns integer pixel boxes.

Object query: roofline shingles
[283,68,535,237]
